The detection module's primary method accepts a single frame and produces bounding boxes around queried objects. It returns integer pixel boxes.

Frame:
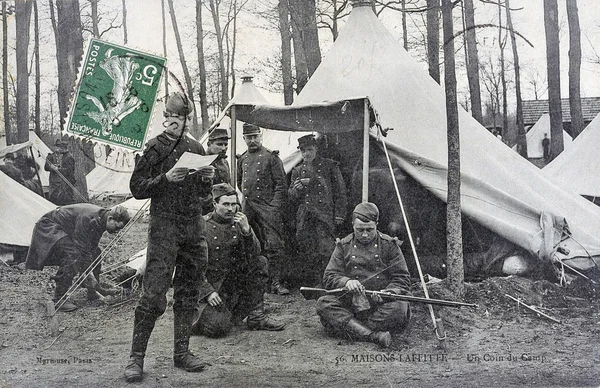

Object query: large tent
[526,113,572,158]
[231,3,600,275]
[0,170,56,247]
[543,113,600,199]
[0,131,52,187]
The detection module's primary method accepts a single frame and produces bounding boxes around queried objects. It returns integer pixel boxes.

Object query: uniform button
[175,158,179,161]
[216,247,220,250]
[352,255,356,258]
[257,195,260,198]
[233,236,237,239]
[354,266,357,268]
[213,226,216,229]
[258,162,261,165]
[214,237,218,239]
[375,254,379,257]
[305,201,309,204]
[375,244,378,247]
[257,178,260,181]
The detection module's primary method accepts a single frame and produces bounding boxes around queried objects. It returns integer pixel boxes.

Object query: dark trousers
[50,237,100,299]
[136,215,208,318]
[246,205,286,281]
[194,255,269,337]
[316,294,410,334]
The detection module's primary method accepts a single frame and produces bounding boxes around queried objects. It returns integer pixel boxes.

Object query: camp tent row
[226,3,600,276]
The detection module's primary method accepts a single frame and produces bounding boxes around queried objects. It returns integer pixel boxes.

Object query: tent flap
[233,98,369,133]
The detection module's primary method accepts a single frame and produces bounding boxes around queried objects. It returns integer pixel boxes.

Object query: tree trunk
[168,0,200,138]
[441,0,464,299]
[289,0,309,93]
[161,0,168,96]
[566,0,583,138]
[15,0,33,144]
[426,0,440,84]
[196,0,209,132]
[34,0,41,137]
[498,1,508,140]
[230,0,238,99]
[278,0,294,105]
[122,0,128,44]
[90,0,99,37]
[401,0,408,50]
[303,0,321,76]
[3,3,11,143]
[506,0,527,156]
[544,0,563,158]
[54,0,88,201]
[462,0,482,124]
[209,0,230,110]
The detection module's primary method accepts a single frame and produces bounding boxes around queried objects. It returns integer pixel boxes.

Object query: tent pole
[231,105,237,189]
[362,99,369,202]
[29,146,44,197]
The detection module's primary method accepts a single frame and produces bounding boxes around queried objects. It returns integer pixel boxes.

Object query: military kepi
[353,202,379,222]
[212,183,237,200]
[242,123,261,135]
[165,91,193,116]
[208,128,230,141]
[297,134,317,149]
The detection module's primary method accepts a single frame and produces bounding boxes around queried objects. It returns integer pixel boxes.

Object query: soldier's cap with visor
[208,128,230,141]
[55,139,68,147]
[353,202,379,222]
[242,123,261,135]
[297,134,317,149]
[164,91,193,117]
[212,183,237,201]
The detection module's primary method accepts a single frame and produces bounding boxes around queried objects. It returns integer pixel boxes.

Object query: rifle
[300,287,477,309]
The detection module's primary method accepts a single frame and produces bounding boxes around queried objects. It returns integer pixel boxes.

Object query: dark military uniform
[193,211,269,337]
[237,146,287,281]
[25,204,109,299]
[289,156,347,281]
[211,154,231,185]
[45,151,76,205]
[129,132,211,358]
[316,231,411,334]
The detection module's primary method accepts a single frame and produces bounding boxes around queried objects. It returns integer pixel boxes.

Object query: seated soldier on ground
[193,183,285,337]
[25,204,131,312]
[316,202,411,348]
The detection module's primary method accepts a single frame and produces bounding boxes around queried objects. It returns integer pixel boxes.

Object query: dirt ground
[1,214,600,388]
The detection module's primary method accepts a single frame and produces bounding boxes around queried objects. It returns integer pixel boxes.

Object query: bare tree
[2,3,12,142]
[442,0,464,298]
[89,0,99,37]
[196,0,210,131]
[462,0,482,123]
[566,0,583,138]
[543,0,564,159]
[15,0,33,144]
[161,0,168,95]
[497,0,508,139]
[426,0,440,84]
[505,0,527,155]
[34,0,41,137]
[523,67,547,100]
[278,0,294,105]
[122,0,127,44]
[208,0,229,109]
[168,0,200,138]
[289,0,322,92]
[316,0,350,41]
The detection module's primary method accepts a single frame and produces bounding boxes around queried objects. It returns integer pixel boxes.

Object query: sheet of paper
[173,152,218,171]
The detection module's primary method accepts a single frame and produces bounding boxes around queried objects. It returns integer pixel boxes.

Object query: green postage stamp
[66,39,166,151]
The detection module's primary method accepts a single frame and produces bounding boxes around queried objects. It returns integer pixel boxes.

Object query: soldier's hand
[166,167,189,182]
[233,212,250,234]
[345,279,365,295]
[207,292,223,307]
[196,165,215,179]
[370,292,383,304]
[291,178,304,191]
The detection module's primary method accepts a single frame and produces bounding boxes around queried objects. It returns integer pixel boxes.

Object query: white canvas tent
[543,113,600,198]
[0,170,56,247]
[0,131,52,187]
[86,146,136,198]
[230,3,600,274]
[526,114,572,158]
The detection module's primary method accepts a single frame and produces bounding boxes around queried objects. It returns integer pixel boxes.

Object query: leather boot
[53,280,78,312]
[247,302,285,331]
[173,310,209,372]
[124,310,157,382]
[344,318,392,348]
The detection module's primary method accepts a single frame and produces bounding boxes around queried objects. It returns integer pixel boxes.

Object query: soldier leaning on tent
[24,204,131,312]
[192,183,285,337]
[237,123,290,295]
[45,139,76,205]
[125,91,215,382]
[316,202,411,348]
[288,134,348,285]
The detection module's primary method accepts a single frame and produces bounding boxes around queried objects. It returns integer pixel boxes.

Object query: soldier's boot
[51,276,78,313]
[246,302,286,331]
[124,310,156,382]
[173,310,209,372]
[344,318,392,348]
[270,280,290,295]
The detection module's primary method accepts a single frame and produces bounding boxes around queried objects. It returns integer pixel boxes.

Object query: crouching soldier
[193,183,285,337]
[25,204,130,312]
[316,202,410,348]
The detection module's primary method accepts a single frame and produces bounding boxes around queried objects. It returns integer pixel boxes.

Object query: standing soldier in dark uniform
[124,92,215,382]
[542,133,551,161]
[45,139,76,205]
[289,134,347,284]
[237,123,289,295]
[25,204,130,312]
[316,202,411,348]
[206,128,231,185]
[193,183,285,337]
